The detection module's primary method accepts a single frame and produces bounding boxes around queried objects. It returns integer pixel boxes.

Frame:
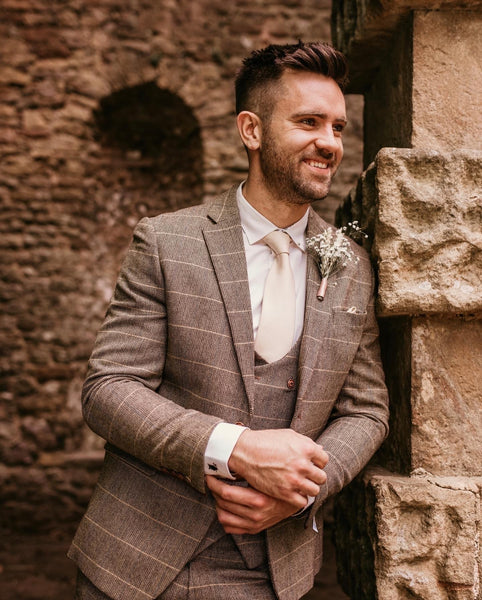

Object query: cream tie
[255,230,296,363]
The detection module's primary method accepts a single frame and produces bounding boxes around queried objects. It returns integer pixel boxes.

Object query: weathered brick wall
[0,0,363,532]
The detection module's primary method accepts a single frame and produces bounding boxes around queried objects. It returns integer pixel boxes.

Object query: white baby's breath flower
[306,221,367,301]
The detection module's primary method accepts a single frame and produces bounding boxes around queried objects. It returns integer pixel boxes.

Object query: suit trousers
[75,531,276,600]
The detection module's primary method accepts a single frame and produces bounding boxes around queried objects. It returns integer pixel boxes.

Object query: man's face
[257,70,346,206]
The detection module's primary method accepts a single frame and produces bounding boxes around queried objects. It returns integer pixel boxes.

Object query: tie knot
[263,230,291,255]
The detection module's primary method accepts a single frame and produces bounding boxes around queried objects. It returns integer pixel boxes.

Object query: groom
[70,41,389,600]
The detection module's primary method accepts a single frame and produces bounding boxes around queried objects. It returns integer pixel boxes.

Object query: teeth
[307,160,328,169]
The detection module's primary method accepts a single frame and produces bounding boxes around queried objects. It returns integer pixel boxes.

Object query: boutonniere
[306,221,368,301]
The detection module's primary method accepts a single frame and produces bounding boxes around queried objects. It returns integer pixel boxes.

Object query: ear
[236,111,262,151]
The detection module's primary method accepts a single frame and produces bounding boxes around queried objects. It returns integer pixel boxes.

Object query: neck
[242,177,309,228]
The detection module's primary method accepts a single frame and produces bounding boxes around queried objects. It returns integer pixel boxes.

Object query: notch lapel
[202,187,255,412]
[293,210,337,431]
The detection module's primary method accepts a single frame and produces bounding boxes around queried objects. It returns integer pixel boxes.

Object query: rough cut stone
[334,4,482,164]
[410,316,482,476]
[373,148,482,316]
[335,468,482,600]
[411,10,482,153]
[332,0,482,92]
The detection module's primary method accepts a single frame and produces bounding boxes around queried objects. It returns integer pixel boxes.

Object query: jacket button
[287,377,295,390]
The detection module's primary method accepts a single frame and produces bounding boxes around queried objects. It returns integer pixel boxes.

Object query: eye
[333,123,345,134]
[300,118,316,127]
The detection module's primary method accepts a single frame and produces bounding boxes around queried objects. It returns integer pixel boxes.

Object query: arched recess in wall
[91,82,203,258]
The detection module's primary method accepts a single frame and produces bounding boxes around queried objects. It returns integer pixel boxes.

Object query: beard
[258,128,336,206]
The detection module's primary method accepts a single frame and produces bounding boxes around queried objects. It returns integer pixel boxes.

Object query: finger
[206,476,248,503]
[305,464,327,486]
[213,494,257,519]
[295,481,320,499]
[285,490,313,509]
[310,446,329,469]
[207,476,269,509]
[205,474,226,493]
[214,488,274,519]
[216,506,259,534]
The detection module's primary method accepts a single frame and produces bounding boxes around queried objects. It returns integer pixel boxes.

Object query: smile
[305,160,329,169]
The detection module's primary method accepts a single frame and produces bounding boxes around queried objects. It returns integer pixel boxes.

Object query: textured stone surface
[333,3,482,599]
[338,148,482,471]
[410,316,482,476]
[335,469,482,600]
[0,453,103,532]
[334,4,482,164]
[338,147,482,315]
[332,0,482,92]
[411,10,482,153]
[361,19,413,166]
[373,148,482,316]
[374,315,482,478]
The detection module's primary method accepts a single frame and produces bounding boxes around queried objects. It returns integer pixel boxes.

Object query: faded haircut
[235,41,348,120]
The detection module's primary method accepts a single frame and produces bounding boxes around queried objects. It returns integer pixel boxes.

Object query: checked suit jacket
[68,185,389,600]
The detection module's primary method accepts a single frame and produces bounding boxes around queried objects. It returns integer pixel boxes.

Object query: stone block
[376,313,482,477]
[372,471,481,600]
[335,468,482,600]
[334,6,482,162]
[373,148,482,316]
[411,10,482,153]
[332,0,482,92]
[410,316,482,476]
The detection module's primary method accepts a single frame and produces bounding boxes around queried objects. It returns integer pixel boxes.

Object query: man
[69,41,389,600]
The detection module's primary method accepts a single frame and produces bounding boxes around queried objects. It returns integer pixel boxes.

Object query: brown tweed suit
[68,185,389,600]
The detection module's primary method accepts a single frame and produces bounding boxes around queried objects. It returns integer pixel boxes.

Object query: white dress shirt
[204,183,310,480]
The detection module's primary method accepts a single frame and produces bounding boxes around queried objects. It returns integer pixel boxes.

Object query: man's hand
[228,428,328,507]
[206,475,301,534]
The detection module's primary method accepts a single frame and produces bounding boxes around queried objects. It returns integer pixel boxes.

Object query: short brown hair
[235,41,348,118]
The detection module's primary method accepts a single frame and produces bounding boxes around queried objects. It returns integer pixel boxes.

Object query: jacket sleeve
[308,265,389,518]
[81,217,223,494]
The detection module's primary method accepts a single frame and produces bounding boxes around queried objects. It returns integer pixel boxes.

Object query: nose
[314,126,341,157]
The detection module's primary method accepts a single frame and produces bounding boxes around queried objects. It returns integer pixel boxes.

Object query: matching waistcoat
[195,340,302,570]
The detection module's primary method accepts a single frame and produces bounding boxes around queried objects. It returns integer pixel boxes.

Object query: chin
[297,184,331,203]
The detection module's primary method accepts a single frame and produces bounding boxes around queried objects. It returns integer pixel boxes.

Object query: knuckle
[216,509,227,525]
[286,473,300,488]
[222,487,234,502]
[294,497,307,510]
[254,495,268,510]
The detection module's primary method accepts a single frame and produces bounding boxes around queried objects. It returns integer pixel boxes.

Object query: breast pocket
[331,307,367,329]
[326,308,368,369]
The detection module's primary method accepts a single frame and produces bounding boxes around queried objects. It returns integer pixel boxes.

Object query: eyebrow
[292,111,348,124]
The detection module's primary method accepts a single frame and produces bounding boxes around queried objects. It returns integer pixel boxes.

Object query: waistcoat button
[287,377,295,390]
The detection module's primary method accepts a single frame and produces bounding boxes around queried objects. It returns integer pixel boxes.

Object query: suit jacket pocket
[318,308,368,376]
[331,307,367,329]
[105,442,158,477]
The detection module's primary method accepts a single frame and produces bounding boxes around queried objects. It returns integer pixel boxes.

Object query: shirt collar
[236,182,309,251]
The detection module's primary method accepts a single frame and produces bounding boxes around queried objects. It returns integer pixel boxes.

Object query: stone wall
[333,1,482,598]
[0,0,364,533]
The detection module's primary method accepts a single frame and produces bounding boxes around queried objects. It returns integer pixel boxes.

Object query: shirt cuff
[292,495,315,517]
[204,422,248,479]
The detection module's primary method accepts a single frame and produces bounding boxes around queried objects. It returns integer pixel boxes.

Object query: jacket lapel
[293,210,337,431]
[202,186,255,412]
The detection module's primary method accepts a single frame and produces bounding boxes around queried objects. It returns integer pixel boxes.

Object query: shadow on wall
[94,81,202,171]
[91,81,204,259]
